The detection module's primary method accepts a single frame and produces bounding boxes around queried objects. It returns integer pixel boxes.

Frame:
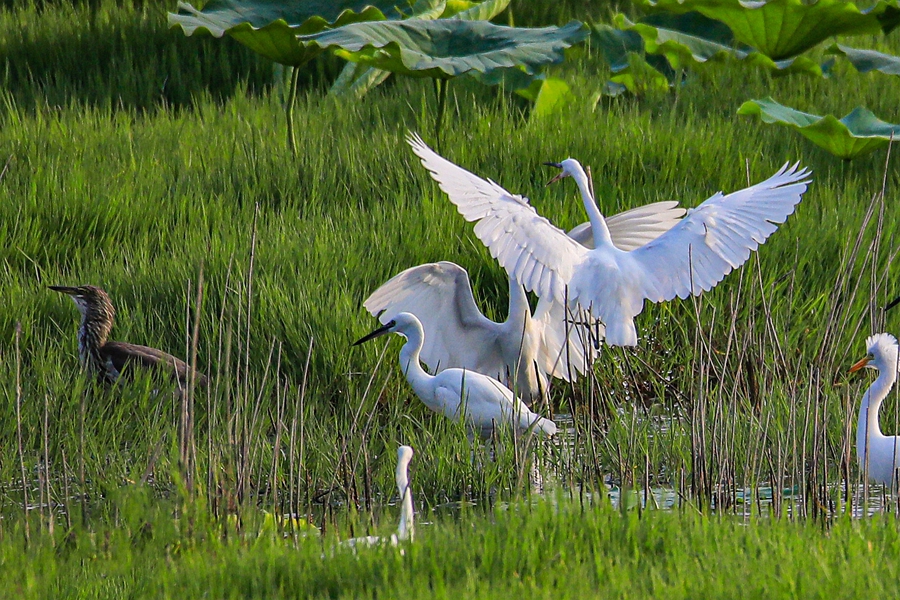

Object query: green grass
[4,493,900,598]
[1,0,900,595]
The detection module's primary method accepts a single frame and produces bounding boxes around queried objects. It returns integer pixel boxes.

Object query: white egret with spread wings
[364,199,685,402]
[409,134,811,346]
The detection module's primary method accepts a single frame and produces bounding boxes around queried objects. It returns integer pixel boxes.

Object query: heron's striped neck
[76,300,115,381]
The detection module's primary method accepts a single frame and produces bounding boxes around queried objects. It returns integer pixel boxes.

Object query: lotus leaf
[827,43,900,75]
[528,77,573,117]
[446,0,509,20]
[328,60,393,98]
[466,69,571,116]
[168,0,408,65]
[591,24,677,95]
[616,13,823,75]
[301,19,587,80]
[592,24,646,72]
[738,97,900,159]
[639,0,900,60]
[329,0,511,97]
[483,71,573,115]
[409,0,451,21]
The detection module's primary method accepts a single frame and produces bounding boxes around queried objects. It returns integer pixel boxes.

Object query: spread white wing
[570,201,687,251]
[631,162,810,302]
[408,133,586,304]
[363,261,506,377]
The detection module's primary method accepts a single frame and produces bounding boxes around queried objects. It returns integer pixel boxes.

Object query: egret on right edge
[849,333,900,488]
[409,134,811,346]
[353,312,557,439]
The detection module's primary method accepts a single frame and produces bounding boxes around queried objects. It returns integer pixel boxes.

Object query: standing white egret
[363,204,686,402]
[353,312,557,438]
[363,262,591,405]
[408,134,811,346]
[341,445,415,548]
[849,333,900,488]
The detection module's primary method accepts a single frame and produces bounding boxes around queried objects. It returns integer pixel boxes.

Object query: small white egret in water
[849,333,900,488]
[364,204,684,402]
[408,134,811,346]
[341,445,415,549]
[353,312,557,438]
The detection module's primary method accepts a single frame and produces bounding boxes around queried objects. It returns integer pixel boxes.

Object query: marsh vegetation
[1,0,899,596]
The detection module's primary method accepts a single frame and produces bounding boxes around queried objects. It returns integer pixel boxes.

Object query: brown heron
[50,284,207,389]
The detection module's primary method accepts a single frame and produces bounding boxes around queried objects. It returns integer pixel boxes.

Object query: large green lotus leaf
[529,77,573,117]
[610,53,673,94]
[639,0,900,59]
[329,0,444,96]
[471,69,572,115]
[303,19,587,79]
[617,13,823,75]
[168,0,407,65]
[464,66,569,115]
[446,0,509,20]
[408,0,450,20]
[827,43,900,75]
[738,97,900,159]
[328,60,393,97]
[591,24,677,95]
[591,24,645,73]
[329,0,511,96]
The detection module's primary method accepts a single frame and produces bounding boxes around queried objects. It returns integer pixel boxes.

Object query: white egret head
[353,312,420,346]
[544,158,586,186]
[850,333,900,374]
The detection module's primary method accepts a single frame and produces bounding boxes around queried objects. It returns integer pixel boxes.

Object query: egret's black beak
[353,320,396,346]
[886,295,900,312]
[543,162,565,186]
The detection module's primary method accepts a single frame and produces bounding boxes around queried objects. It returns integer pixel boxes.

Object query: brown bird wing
[101,342,208,387]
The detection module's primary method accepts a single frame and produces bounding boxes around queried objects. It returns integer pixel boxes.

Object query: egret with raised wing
[364,202,685,401]
[849,333,900,488]
[408,134,811,346]
[364,261,592,404]
[353,312,557,439]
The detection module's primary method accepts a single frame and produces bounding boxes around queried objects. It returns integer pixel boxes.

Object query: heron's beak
[886,295,900,312]
[543,162,565,187]
[849,355,872,373]
[352,320,396,346]
[49,285,78,295]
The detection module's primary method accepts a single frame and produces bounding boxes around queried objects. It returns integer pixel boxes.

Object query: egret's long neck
[398,323,433,401]
[396,470,414,541]
[857,367,895,462]
[571,165,612,247]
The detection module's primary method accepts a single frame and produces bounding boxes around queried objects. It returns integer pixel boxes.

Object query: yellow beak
[849,356,871,373]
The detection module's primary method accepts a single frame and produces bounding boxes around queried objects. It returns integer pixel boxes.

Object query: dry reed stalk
[14,323,29,545]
